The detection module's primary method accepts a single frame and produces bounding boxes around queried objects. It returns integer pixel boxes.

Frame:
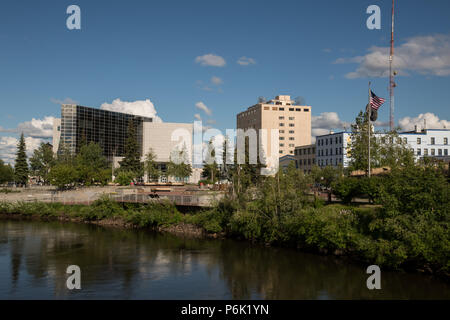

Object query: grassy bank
[0,196,448,278]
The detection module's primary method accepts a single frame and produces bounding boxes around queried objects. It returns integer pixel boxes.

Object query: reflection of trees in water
[1,221,449,299]
[206,241,450,300]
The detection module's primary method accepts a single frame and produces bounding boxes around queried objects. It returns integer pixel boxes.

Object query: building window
[289,123,294,127]
[304,109,309,112]
[326,139,328,145]
[289,108,294,111]
[438,149,442,156]
[424,149,428,156]
[289,117,295,120]
[417,137,421,144]
[289,130,294,134]
[272,107,278,111]
[445,138,448,145]
[289,137,294,141]
[403,137,407,144]
[289,150,293,154]
[279,150,283,154]
[280,143,284,147]
[264,107,270,110]
[445,149,448,156]
[280,137,285,140]
[279,107,284,111]
[431,137,435,145]
[289,144,295,147]
[330,138,333,145]
[295,108,301,111]
[280,130,285,134]
[330,149,333,156]
[431,149,435,156]
[279,116,285,120]
[417,149,421,156]
[279,123,285,127]
[339,137,342,144]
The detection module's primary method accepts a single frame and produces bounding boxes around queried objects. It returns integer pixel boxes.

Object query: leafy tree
[115,171,135,186]
[57,143,75,166]
[119,119,142,178]
[14,133,29,186]
[349,110,380,171]
[75,142,109,185]
[202,139,220,183]
[144,148,161,182]
[29,142,55,184]
[167,144,192,182]
[48,164,77,190]
[378,131,415,169]
[0,160,14,184]
[312,165,342,202]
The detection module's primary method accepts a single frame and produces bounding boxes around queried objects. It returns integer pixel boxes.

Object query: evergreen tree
[14,133,29,186]
[119,119,142,178]
[167,144,192,182]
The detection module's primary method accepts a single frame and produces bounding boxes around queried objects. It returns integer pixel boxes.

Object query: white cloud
[50,97,78,105]
[0,116,56,138]
[311,112,350,141]
[100,98,162,122]
[0,136,45,165]
[211,76,223,85]
[194,114,202,121]
[195,54,226,67]
[237,56,256,66]
[398,113,449,131]
[335,34,450,78]
[195,102,212,116]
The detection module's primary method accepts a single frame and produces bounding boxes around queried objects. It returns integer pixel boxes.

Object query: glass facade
[59,104,152,159]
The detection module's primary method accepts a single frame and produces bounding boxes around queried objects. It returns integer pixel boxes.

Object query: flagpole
[368,82,371,178]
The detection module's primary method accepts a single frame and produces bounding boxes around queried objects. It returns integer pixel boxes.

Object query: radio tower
[389,0,396,132]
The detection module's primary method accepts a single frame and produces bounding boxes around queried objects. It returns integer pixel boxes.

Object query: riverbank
[0,197,448,280]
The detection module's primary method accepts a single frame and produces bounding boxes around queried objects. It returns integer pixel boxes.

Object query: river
[0,220,448,299]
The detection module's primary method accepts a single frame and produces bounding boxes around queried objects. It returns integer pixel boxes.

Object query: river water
[0,220,448,299]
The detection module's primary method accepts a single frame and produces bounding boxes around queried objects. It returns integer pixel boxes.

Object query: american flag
[370,90,386,110]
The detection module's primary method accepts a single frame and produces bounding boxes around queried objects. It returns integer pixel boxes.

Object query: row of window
[418,148,449,156]
[280,137,295,141]
[418,137,448,145]
[294,147,315,155]
[279,116,296,120]
[264,107,310,112]
[280,143,296,147]
[279,123,295,127]
[318,158,343,167]
[318,148,343,156]
[296,158,316,166]
[317,136,343,146]
[279,130,295,134]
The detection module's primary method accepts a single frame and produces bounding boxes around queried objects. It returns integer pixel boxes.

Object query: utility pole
[368,82,372,178]
[389,0,396,132]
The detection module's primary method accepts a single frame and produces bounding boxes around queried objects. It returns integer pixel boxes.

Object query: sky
[1,0,450,164]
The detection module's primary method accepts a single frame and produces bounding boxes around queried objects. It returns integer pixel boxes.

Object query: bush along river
[0,218,449,299]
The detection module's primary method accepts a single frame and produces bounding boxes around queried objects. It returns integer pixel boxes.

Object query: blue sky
[1,0,450,162]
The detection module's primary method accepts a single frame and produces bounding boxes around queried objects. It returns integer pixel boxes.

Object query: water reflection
[0,220,448,299]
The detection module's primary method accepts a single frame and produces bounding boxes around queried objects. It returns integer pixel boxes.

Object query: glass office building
[59,104,152,159]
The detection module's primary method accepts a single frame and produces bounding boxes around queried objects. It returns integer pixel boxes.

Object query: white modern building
[315,128,450,168]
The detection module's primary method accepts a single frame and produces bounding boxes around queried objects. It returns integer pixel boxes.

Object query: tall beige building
[237,95,311,157]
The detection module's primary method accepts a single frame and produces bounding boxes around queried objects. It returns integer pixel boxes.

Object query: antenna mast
[389,0,396,131]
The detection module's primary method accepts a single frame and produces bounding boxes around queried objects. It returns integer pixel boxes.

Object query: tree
[202,139,220,183]
[312,165,342,202]
[144,148,161,182]
[349,110,380,171]
[48,164,77,190]
[14,133,29,187]
[0,160,14,184]
[76,142,109,185]
[167,145,192,182]
[30,143,55,184]
[119,119,142,179]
